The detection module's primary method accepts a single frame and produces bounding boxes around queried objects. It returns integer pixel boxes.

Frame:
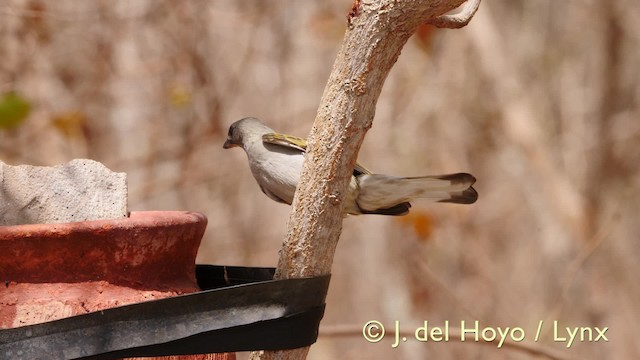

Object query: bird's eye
[227,126,234,138]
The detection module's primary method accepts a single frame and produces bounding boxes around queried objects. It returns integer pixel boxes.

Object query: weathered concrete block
[0,159,128,225]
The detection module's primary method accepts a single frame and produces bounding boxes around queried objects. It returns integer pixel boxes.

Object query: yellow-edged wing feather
[262,132,372,175]
[262,133,307,152]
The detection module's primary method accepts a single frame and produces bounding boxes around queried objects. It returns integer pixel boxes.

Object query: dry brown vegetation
[1,1,639,359]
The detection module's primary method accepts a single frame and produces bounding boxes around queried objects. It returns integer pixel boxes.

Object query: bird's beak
[223,139,236,149]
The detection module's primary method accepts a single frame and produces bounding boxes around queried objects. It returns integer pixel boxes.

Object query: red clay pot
[0,211,234,360]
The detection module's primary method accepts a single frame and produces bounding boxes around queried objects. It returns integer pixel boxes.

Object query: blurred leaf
[169,84,192,108]
[396,210,435,241]
[0,92,31,130]
[51,111,87,139]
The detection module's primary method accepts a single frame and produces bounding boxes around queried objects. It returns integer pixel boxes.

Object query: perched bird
[223,117,477,215]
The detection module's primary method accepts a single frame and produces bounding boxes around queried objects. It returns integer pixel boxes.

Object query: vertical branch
[277,0,470,278]
[252,1,477,359]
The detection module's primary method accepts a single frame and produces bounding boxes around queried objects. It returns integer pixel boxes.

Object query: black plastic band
[0,265,330,360]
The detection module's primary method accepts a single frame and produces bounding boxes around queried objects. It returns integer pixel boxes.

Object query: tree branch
[250,1,478,359]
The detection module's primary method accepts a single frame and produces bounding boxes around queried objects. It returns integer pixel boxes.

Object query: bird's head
[223,117,271,149]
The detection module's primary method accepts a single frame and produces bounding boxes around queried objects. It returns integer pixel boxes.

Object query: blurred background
[1,0,638,359]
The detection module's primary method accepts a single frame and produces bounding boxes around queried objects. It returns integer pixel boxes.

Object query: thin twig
[541,210,617,340]
[320,324,572,360]
[428,0,481,29]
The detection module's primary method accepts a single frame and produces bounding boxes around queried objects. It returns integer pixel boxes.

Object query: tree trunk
[251,1,479,359]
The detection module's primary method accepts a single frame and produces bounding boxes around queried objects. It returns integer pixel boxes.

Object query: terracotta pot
[0,211,234,360]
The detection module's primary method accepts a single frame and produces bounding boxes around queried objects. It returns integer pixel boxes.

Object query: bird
[223,117,477,215]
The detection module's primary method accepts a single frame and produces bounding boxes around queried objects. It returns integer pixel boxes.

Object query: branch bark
[251,1,477,359]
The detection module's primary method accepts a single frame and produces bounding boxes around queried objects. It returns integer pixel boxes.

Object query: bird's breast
[248,147,304,204]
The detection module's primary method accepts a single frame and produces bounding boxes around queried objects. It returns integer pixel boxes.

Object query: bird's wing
[263,132,372,175]
[262,133,307,152]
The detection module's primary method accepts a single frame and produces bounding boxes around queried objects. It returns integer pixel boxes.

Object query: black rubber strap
[0,265,330,360]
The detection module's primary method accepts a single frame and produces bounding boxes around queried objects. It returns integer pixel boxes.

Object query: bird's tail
[356,173,477,213]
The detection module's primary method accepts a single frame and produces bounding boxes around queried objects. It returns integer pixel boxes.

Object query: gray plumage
[223,117,477,215]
